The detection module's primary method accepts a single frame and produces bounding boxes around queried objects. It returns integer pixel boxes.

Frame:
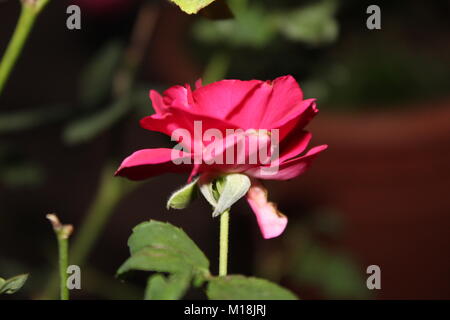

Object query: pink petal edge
[246,180,288,239]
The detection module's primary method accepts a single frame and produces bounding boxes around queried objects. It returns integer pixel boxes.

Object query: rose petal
[192,79,264,123]
[115,148,192,180]
[245,144,328,180]
[246,180,288,239]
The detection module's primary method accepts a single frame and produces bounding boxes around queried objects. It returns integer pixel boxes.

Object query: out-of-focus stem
[41,165,138,299]
[202,52,230,85]
[39,1,158,299]
[0,0,51,96]
[113,2,159,97]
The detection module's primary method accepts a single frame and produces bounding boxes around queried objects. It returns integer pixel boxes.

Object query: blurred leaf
[277,0,339,46]
[63,95,131,145]
[167,178,199,210]
[117,220,209,278]
[170,0,216,14]
[207,275,298,300]
[192,5,276,48]
[202,52,230,85]
[294,244,369,299]
[79,41,123,109]
[0,104,70,134]
[312,44,450,108]
[145,269,192,300]
[310,209,343,235]
[0,274,29,295]
[0,162,44,188]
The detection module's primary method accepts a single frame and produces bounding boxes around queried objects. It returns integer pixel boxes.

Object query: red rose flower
[116,75,327,238]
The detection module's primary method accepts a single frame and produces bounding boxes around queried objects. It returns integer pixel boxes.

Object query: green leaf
[63,95,131,145]
[192,5,276,48]
[170,0,216,14]
[277,0,339,46]
[207,275,298,300]
[0,162,44,188]
[202,52,230,85]
[117,220,209,278]
[0,274,29,294]
[145,269,192,300]
[293,243,369,299]
[0,104,70,134]
[79,41,123,108]
[167,178,198,210]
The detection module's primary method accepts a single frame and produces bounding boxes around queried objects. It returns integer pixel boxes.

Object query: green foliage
[202,52,230,85]
[192,4,276,48]
[207,275,297,300]
[169,0,217,15]
[276,0,338,46]
[192,0,339,48]
[167,178,199,210]
[145,270,192,300]
[117,220,210,280]
[63,95,131,145]
[118,220,298,300]
[0,161,44,188]
[0,145,45,188]
[293,243,369,299]
[284,215,370,299]
[0,104,70,134]
[0,274,28,295]
[303,41,450,108]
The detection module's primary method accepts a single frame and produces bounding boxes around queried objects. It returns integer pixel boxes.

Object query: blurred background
[0,0,449,299]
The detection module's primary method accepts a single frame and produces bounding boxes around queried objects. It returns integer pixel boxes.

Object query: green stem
[219,210,230,276]
[58,233,69,300]
[40,165,138,299]
[70,166,125,265]
[46,214,72,300]
[202,52,230,86]
[0,0,50,96]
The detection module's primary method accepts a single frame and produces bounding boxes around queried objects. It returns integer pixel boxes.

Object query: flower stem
[0,0,51,96]
[219,210,230,276]
[40,165,139,299]
[57,232,69,300]
[46,214,73,300]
